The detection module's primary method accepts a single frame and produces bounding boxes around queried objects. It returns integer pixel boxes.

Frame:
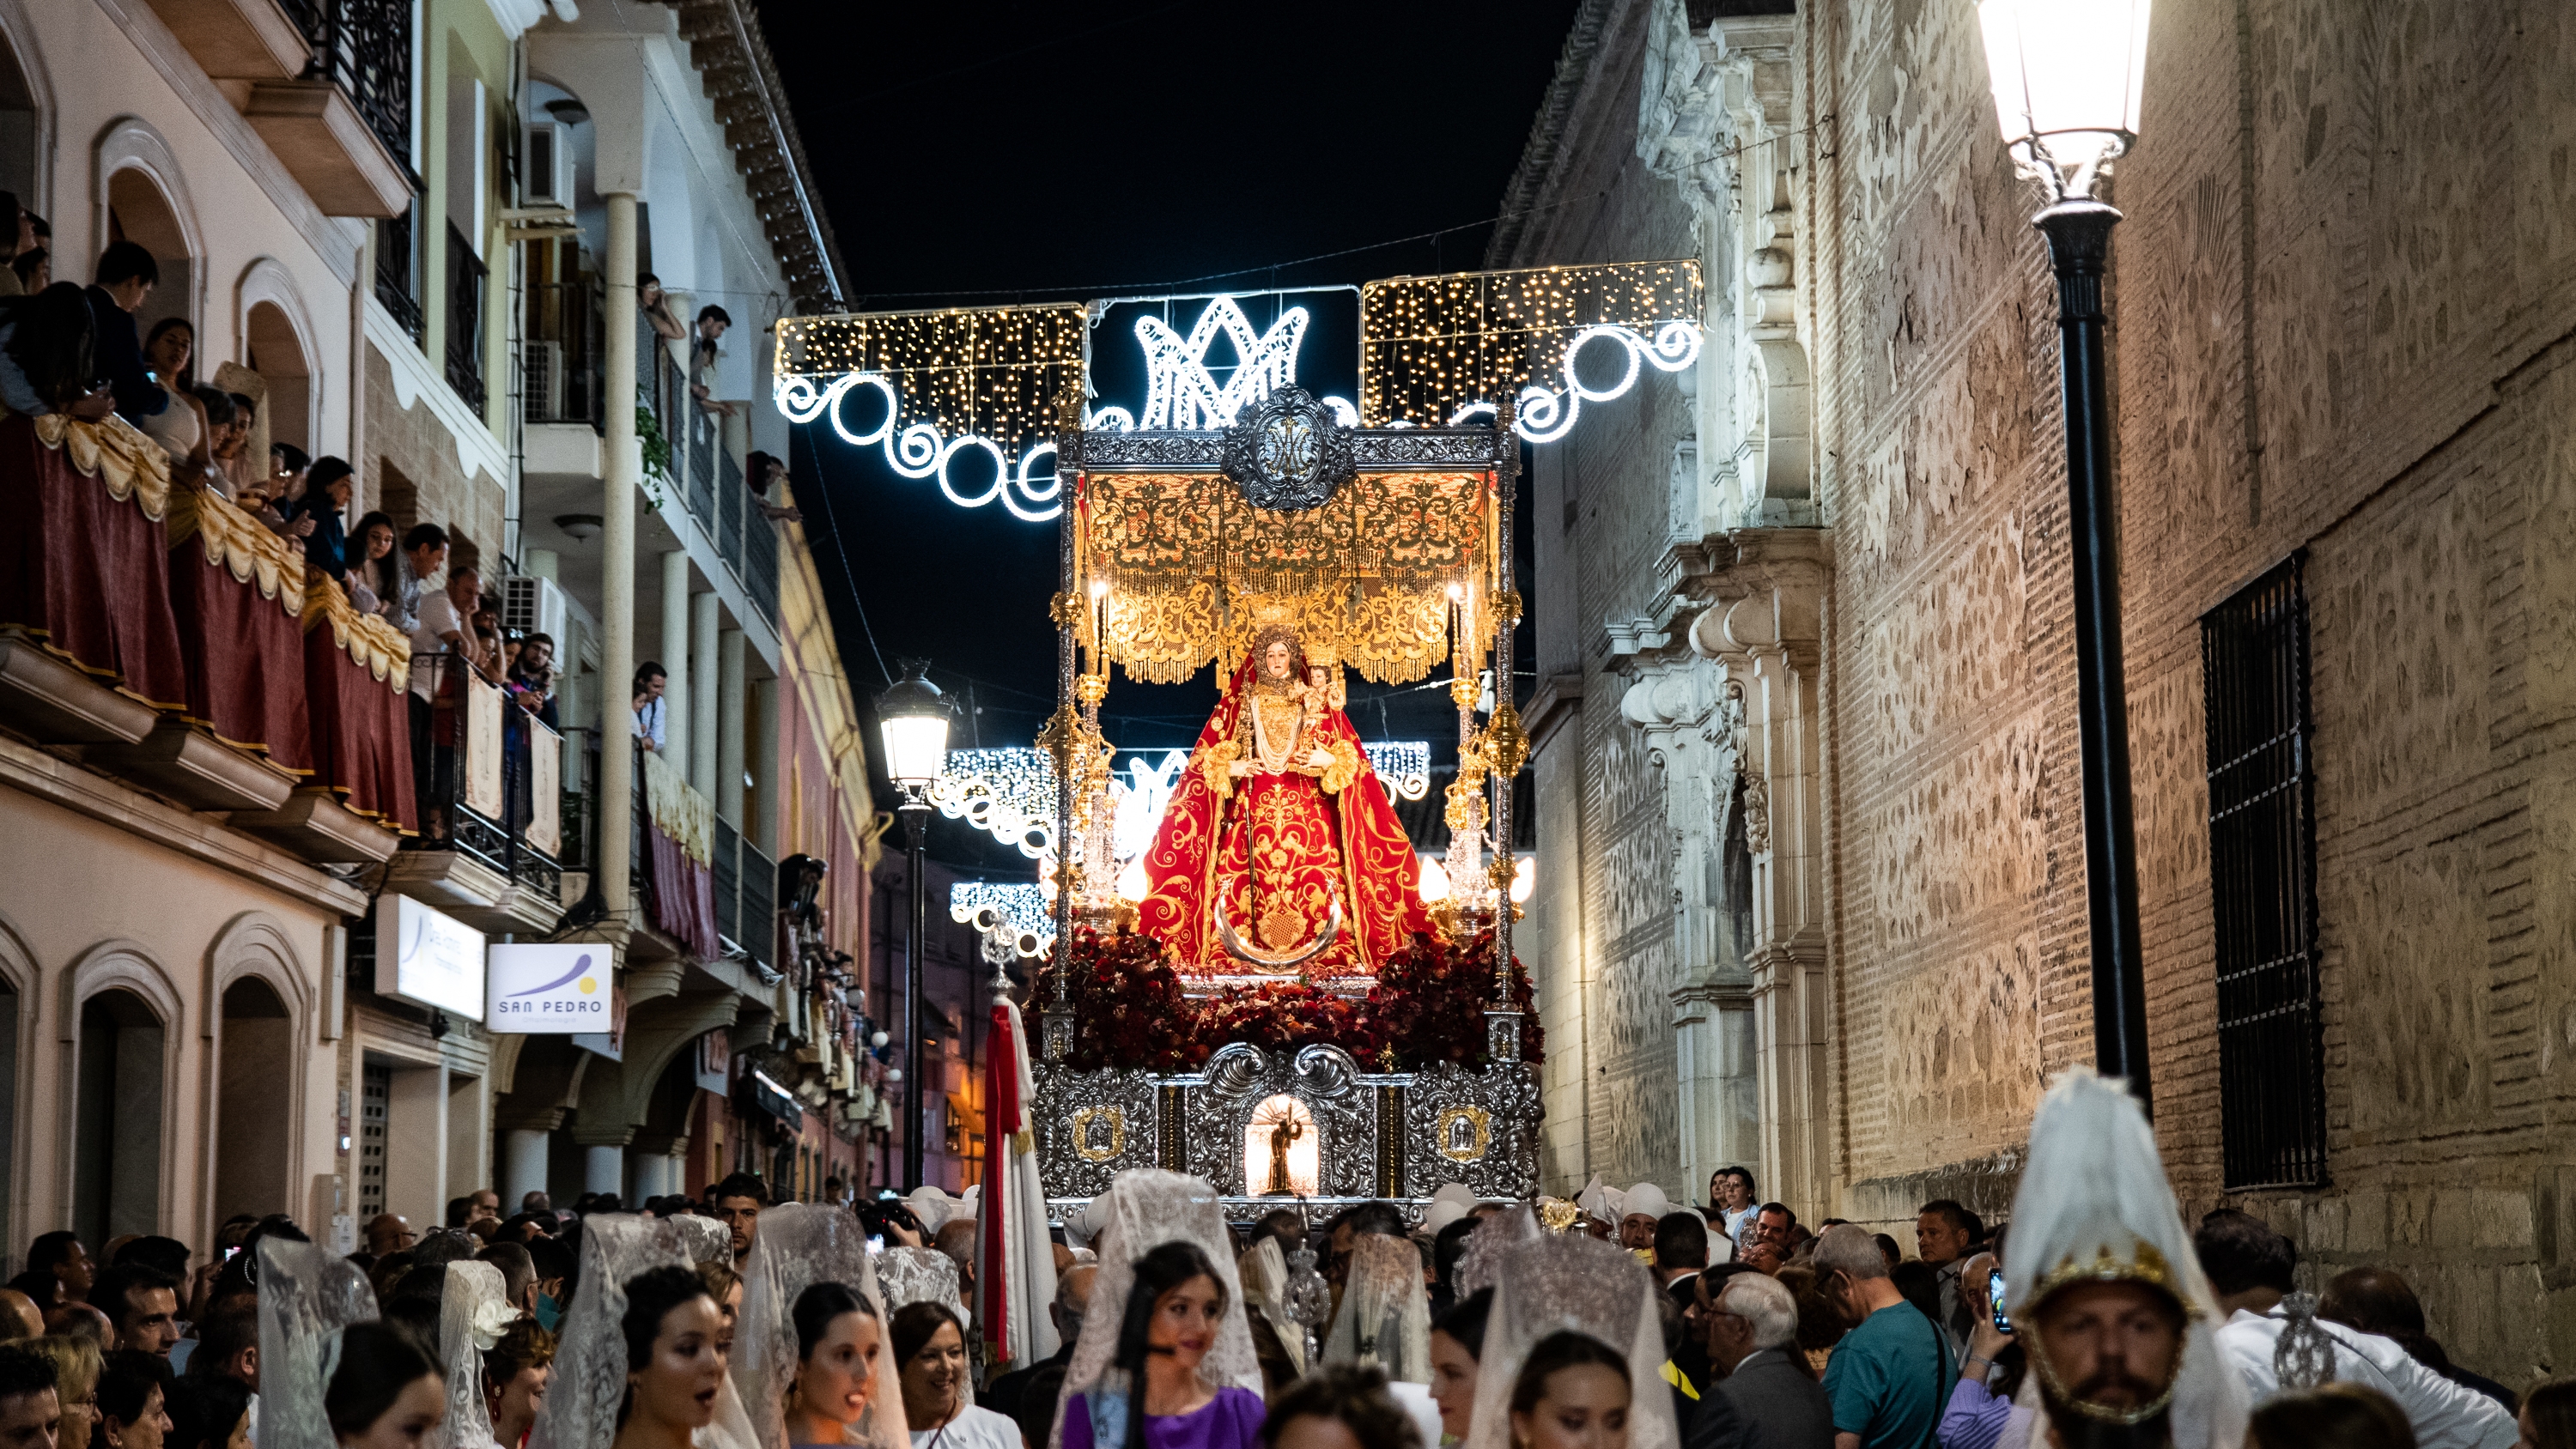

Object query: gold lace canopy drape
[1078,470,1500,686]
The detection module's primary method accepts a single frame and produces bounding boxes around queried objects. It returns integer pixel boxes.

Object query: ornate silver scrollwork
[1186,1042,1377,1197]
[1223,386,1355,510]
[1403,1061,1542,1200]
[1352,429,1510,469]
[1030,1064,1160,1201]
[1079,432,1225,470]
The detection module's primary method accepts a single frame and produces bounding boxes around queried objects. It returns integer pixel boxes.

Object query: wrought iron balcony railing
[278,0,412,169]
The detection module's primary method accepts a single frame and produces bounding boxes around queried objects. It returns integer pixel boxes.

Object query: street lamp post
[1978,0,2156,1106]
[878,658,951,1188]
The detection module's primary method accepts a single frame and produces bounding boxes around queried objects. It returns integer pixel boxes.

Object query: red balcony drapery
[0,414,188,712]
[300,578,418,833]
[166,484,313,771]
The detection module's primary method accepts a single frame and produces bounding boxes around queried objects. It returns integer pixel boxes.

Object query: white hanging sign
[485,944,612,1033]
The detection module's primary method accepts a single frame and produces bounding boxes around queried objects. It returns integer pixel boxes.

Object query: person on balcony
[86,242,166,425]
[632,662,668,753]
[509,633,559,731]
[135,318,201,470]
[387,524,448,634]
[289,458,355,581]
[690,304,738,419]
[744,451,804,524]
[639,272,688,343]
[410,563,481,840]
[345,511,398,615]
[0,282,113,421]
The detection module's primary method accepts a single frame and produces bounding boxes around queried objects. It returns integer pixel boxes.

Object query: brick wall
[1510,0,2576,1379]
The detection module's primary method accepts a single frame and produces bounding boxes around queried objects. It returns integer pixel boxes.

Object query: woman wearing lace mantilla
[526,1216,761,1449]
[1461,1234,1678,1449]
[1051,1172,1263,1449]
[733,1203,908,1449]
[1321,1234,1431,1385]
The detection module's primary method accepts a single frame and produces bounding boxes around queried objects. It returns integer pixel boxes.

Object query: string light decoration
[927,747,1061,858]
[773,303,1085,520]
[1358,260,1704,441]
[951,880,1054,955]
[1363,741,1431,802]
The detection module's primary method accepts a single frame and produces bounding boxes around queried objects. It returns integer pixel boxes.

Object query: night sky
[753,0,1578,871]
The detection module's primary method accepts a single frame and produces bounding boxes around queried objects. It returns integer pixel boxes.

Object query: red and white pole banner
[976,997,1060,1372]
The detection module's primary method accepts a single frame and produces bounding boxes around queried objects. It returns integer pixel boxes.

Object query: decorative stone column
[1614,634,1759,1206]
[1683,535,1828,1216]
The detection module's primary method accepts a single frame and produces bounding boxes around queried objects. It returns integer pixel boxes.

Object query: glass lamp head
[1418,855,1452,904]
[1978,0,2151,194]
[878,658,951,791]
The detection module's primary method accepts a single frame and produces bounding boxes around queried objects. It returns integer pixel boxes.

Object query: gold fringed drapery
[300,577,412,691]
[167,483,307,619]
[1079,470,1501,685]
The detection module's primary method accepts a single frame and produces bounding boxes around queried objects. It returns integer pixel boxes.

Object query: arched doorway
[106,167,191,355]
[73,990,165,1245]
[213,978,292,1222]
[245,300,311,453]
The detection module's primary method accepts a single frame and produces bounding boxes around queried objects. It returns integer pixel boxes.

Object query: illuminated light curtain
[1358,260,1705,435]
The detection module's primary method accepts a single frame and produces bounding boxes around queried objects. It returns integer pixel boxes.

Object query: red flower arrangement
[1029,927,1542,1072]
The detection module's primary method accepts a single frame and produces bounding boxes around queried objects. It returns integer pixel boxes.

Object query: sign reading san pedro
[485,943,610,1032]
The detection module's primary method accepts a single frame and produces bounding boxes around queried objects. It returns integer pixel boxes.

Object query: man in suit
[987,1264,1093,1449]
[1690,1269,1836,1449]
[84,242,165,424]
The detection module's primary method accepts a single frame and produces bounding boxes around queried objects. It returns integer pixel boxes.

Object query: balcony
[0,413,410,864]
[388,652,565,934]
[246,0,414,216]
[524,270,604,431]
[445,222,488,413]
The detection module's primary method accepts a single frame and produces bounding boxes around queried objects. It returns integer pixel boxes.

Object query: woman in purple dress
[1061,1242,1265,1449]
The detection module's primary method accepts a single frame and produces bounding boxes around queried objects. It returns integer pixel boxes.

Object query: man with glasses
[1691,1269,1832,1449]
[1815,1225,1950,1449]
[709,1172,768,1269]
[363,1214,415,1259]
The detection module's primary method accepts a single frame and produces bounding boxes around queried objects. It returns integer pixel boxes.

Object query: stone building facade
[1509,0,2576,1378]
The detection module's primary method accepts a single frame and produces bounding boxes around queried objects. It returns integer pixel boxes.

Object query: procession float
[775,263,1708,1221]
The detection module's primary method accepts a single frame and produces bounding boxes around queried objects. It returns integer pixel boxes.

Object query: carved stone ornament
[1223,385,1356,511]
[1740,772,1772,854]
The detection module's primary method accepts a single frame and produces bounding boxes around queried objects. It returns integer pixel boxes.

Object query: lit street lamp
[1979,0,2155,1106]
[878,658,951,1188]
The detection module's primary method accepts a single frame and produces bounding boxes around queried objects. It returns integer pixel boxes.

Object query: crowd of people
[0,1078,2556,1449]
[0,224,836,842]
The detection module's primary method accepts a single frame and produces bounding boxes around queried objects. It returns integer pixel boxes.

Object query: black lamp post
[878,658,951,1187]
[1979,0,2156,1108]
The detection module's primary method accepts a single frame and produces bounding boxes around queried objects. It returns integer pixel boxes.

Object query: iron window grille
[446,222,488,412]
[2201,552,2325,1190]
[375,206,423,343]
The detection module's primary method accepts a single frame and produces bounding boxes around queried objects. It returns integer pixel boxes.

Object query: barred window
[2201,554,2324,1189]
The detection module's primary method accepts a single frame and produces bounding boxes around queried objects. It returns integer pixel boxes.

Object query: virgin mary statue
[1133,623,1431,975]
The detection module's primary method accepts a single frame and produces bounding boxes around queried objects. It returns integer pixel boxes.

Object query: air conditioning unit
[524,339,563,421]
[522,121,573,207]
[502,575,569,646]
